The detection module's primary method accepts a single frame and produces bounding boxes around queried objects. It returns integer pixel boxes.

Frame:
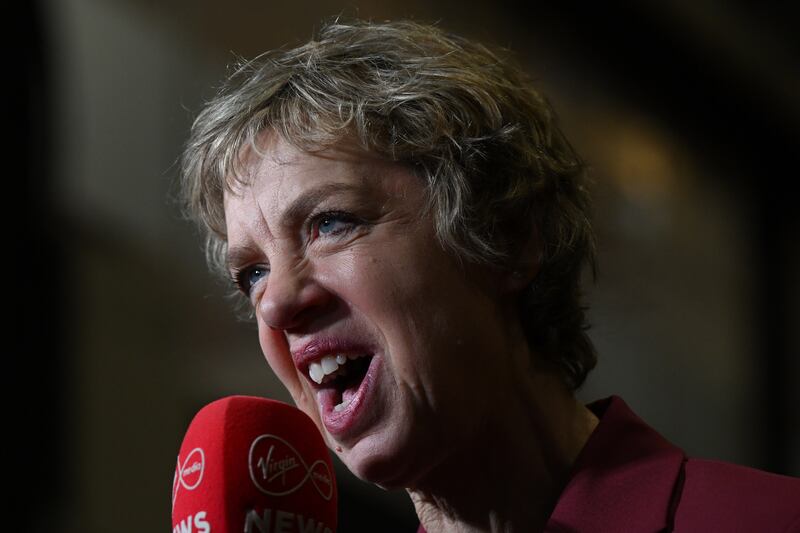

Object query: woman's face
[224,135,520,487]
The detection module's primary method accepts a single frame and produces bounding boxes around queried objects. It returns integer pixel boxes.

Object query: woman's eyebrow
[226,245,260,272]
[279,182,366,229]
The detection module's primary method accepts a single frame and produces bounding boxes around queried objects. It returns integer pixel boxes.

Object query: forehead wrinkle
[227,131,299,198]
[224,182,275,269]
[226,243,260,271]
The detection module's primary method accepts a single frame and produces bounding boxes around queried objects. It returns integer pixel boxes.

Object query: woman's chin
[338,434,436,490]
[346,453,413,490]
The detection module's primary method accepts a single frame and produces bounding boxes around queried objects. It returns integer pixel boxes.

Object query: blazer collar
[545,396,686,532]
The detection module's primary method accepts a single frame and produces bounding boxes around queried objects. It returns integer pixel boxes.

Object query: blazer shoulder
[675,458,800,532]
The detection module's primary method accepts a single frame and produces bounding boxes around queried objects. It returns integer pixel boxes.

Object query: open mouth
[307,354,373,412]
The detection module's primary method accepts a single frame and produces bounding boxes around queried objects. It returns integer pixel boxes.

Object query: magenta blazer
[419,396,800,532]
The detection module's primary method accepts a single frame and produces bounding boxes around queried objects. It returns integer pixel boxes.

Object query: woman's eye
[233,265,269,296]
[311,211,359,239]
[318,216,346,234]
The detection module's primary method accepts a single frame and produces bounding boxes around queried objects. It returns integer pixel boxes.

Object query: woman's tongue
[342,386,359,404]
[317,378,359,412]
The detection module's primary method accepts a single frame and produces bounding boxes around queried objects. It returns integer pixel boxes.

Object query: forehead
[222,134,424,245]
[226,134,413,201]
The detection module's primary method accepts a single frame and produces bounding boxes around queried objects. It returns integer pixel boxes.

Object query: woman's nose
[256,266,333,331]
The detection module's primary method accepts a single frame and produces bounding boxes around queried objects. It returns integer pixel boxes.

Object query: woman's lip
[318,355,382,439]
[292,338,374,376]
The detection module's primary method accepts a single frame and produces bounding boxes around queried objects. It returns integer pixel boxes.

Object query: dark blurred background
[20,1,798,531]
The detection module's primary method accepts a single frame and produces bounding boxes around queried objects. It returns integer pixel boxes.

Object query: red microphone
[171,396,337,533]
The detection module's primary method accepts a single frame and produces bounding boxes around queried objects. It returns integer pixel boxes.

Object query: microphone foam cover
[172,395,337,533]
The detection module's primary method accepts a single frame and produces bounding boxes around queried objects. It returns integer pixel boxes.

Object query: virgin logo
[248,435,333,501]
[172,447,205,508]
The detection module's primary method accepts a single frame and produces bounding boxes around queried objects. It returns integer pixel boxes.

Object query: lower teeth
[333,399,351,413]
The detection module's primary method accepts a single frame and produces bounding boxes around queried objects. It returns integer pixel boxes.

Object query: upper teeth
[308,354,364,384]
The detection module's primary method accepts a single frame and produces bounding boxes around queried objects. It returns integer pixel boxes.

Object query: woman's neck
[406,372,598,533]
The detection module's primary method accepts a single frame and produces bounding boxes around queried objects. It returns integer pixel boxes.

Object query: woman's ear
[502,262,539,294]
[500,225,541,294]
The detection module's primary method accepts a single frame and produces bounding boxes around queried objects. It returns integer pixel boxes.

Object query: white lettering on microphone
[249,435,333,500]
[258,445,299,485]
[173,448,206,511]
[172,511,211,533]
[244,508,332,533]
[183,461,203,478]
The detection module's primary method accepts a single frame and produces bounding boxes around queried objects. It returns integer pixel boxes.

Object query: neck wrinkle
[406,371,597,533]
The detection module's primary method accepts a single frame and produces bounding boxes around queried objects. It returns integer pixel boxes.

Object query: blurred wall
[29,0,798,531]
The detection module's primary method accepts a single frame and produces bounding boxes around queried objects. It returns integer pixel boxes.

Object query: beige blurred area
[27,0,798,531]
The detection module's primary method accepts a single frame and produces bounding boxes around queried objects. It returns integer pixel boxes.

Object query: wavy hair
[180,19,597,389]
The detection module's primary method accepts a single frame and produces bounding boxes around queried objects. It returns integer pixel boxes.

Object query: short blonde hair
[181,19,597,389]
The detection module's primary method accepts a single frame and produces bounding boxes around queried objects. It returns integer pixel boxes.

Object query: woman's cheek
[258,322,305,399]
